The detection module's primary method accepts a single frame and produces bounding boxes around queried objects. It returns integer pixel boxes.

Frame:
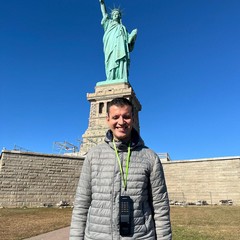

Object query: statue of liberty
[98,0,137,84]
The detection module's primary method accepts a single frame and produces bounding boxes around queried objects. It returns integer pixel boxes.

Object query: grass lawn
[0,207,72,240]
[0,206,239,240]
[171,206,240,240]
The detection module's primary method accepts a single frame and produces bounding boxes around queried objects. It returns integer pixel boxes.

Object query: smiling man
[70,98,172,240]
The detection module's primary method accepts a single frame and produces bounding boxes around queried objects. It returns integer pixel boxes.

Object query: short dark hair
[107,97,133,115]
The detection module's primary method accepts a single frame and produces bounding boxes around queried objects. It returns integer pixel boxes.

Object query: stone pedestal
[79,82,141,155]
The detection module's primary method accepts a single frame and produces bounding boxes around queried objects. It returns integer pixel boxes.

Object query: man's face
[106,105,133,142]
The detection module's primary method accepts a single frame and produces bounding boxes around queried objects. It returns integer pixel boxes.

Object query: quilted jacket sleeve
[69,154,92,240]
[150,154,172,240]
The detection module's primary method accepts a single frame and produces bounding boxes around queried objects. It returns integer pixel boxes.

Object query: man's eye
[112,116,119,120]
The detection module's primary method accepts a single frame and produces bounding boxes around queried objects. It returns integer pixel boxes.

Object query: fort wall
[0,150,239,207]
[0,150,84,207]
[163,156,240,205]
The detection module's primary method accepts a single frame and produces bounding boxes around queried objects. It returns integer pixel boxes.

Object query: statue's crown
[110,7,122,17]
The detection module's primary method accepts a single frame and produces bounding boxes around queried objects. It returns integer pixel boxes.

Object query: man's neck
[113,137,131,143]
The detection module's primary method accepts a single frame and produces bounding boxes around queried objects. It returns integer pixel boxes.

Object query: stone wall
[0,150,84,207]
[163,156,240,205]
[0,150,239,207]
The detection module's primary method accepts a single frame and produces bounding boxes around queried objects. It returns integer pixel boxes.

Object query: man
[99,0,137,82]
[70,97,172,239]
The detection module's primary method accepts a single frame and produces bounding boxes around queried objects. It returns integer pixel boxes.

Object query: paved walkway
[24,226,70,240]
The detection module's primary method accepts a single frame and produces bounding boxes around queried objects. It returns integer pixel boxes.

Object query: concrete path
[24,226,70,240]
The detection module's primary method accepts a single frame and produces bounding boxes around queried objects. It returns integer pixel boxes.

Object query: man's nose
[118,116,125,124]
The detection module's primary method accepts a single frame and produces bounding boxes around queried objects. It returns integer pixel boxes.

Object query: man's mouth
[116,126,127,131]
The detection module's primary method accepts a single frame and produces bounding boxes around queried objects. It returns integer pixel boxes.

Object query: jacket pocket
[141,202,154,234]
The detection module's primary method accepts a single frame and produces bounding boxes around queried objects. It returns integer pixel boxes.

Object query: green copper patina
[97,0,137,86]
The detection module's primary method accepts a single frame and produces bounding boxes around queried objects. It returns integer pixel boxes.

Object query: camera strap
[113,140,131,191]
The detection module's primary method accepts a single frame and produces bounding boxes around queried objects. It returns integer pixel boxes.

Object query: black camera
[120,196,133,236]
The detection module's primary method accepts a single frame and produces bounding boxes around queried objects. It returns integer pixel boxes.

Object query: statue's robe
[101,16,136,82]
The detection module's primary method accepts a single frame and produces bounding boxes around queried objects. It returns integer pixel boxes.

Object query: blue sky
[1,0,239,160]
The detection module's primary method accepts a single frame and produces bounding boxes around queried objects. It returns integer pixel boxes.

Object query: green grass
[0,206,239,239]
[0,207,72,240]
[171,206,240,240]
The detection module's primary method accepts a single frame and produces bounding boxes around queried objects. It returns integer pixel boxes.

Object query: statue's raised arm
[99,0,108,18]
[97,0,137,85]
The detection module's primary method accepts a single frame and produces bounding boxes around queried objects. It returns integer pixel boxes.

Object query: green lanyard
[113,140,131,191]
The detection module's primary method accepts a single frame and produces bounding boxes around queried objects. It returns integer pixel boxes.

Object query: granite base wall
[0,150,84,207]
[0,151,239,207]
[163,157,240,205]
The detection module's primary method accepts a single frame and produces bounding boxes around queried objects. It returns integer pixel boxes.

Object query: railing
[158,153,171,161]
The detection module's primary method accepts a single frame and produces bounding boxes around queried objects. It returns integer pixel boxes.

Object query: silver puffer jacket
[70,129,172,240]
